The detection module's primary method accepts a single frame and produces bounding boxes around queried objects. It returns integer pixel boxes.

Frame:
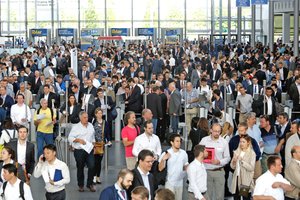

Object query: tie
[36,78,38,84]
[181,81,184,89]
[227,87,230,93]
[151,89,153,94]
[127,94,129,98]
[83,71,85,78]
[254,86,257,93]
[120,191,125,199]
[131,88,133,95]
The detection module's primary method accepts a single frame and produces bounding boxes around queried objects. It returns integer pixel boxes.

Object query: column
[25,0,28,39]
[251,4,256,47]
[51,0,54,40]
[269,0,274,53]
[219,0,222,33]
[282,13,290,44]
[228,0,231,44]
[158,0,160,41]
[105,0,107,36]
[294,0,299,56]
[78,0,80,40]
[7,0,10,36]
[131,0,133,36]
[211,0,214,43]
[237,7,242,44]
[184,0,187,40]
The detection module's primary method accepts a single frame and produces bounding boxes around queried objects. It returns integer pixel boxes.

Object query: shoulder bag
[238,167,250,197]
[94,121,105,155]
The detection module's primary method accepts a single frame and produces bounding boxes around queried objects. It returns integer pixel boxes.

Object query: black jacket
[159,93,168,117]
[6,141,35,175]
[255,70,267,86]
[40,92,57,108]
[85,86,97,99]
[126,85,142,113]
[127,168,155,200]
[147,93,162,119]
[94,96,116,121]
[72,103,96,123]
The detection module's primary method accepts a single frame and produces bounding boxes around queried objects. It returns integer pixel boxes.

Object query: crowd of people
[0,37,298,200]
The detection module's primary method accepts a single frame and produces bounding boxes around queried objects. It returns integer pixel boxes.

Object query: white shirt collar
[294,158,300,166]
[137,166,150,176]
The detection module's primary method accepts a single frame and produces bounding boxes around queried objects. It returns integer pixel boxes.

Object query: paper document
[42,169,55,183]
[246,104,252,112]
[45,122,54,128]
[186,104,190,108]
[100,105,107,109]
[83,94,91,104]
[36,114,46,120]
[80,140,94,154]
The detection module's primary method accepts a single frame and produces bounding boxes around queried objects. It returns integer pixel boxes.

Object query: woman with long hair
[0,117,17,145]
[230,132,256,200]
[189,117,210,151]
[221,122,231,142]
[60,94,78,124]
[0,146,27,186]
[92,108,111,184]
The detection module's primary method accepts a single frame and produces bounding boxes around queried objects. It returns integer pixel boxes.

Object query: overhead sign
[236,0,250,7]
[81,29,91,37]
[58,28,74,36]
[98,36,122,40]
[251,0,268,4]
[166,29,178,36]
[31,29,48,36]
[111,28,128,36]
[166,29,178,45]
[138,28,154,36]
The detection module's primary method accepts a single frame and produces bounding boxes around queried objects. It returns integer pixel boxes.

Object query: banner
[251,0,268,4]
[111,28,128,36]
[58,28,74,36]
[31,29,48,36]
[166,29,178,45]
[138,28,154,36]
[236,0,250,7]
[71,48,78,77]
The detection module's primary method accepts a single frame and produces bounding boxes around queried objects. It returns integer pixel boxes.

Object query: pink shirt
[121,126,139,157]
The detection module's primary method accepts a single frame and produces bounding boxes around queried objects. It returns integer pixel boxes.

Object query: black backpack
[1,180,25,200]
[151,150,169,186]
[4,129,18,144]
[37,107,54,120]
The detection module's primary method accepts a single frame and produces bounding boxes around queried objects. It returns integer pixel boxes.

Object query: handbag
[59,114,66,124]
[238,169,250,198]
[111,108,117,119]
[187,129,202,163]
[94,121,105,155]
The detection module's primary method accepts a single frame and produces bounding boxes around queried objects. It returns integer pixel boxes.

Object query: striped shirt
[181,88,198,108]
[260,125,283,154]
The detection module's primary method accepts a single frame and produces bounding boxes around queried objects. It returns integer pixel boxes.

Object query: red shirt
[121,126,139,157]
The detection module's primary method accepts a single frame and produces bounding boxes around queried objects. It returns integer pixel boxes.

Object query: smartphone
[42,155,46,162]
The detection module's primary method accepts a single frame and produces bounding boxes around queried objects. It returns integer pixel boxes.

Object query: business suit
[157,93,168,141]
[175,80,186,90]
[191,69,201,87]
[286,76,296,93]
[78,70,89,83]
[85,86,97,99]
[2,95,14,116]
[39,92,57,108]
[264,96,277,125]
[220,83,235,98]
[255,70,267,86]
[72,103,96,123]
[124,70,138,79]
[6,140,35,175]
[288,83,300,118]
[242,80,252,91]
[279,122,291,172]
[147,93,162,135]
[150,59,162,74]
[247,84,263,97]
[209,69,221,83]
[169,89,182,133]
[284,159,300,199]
[17,76,28,84]
[126,85,142,113]
[32,77,42,94]
[127,168,155,200]
[274,88,282,103]
[99,185,125,200]
[59,102,77,123]
[206,62,213,74]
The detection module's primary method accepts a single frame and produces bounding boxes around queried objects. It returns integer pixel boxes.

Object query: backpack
[15,162,30,185]
[1,180,25,200]
[58,60,67,72]
[274,98,283,114]
[4,129,18,144]
[151,150,169,186]
[37,107,54,120]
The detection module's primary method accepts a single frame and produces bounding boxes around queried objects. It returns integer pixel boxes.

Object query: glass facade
[0,0,263,41]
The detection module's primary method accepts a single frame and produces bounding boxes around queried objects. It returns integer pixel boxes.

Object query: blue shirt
[181,88,198,108]
[247,125,263,145]
[260,125,283,154]
[215,97,224,111]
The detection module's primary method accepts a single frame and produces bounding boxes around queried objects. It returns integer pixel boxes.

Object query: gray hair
[19,82,25,87]
[35,70,40,74]
[40,98,47,104]
[79,111,87,118]
[244,112,256,121]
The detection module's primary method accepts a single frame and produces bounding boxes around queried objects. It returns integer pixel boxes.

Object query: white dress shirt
[92,79,100,88]
[187,159,207,200]
[0,160,13,187]
[213,69,216,80]
[158,148,189,187]
[33,158,70,193]
[132,133,162,157]
[0,178,33,200]
[68,122,95,150]
[199,135,231,170]
[137,166,151,200]
[253,170,290,200]
[17,140,26,166]
[44,93,49,102]
[279,68,284,80]
[266,95,273,115]
[10,104,31,125]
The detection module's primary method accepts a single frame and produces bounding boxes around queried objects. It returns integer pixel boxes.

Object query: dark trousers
[233,181,251,200]
[45,189,66,200]
[94,154,103,177]
[224,165,232,195]
[74,149,95,187]
[157,116,167,142]
[285,196,297,200]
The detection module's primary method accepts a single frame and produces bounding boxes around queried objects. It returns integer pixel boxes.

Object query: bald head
[141,109,153,121]
[291,146,300,161]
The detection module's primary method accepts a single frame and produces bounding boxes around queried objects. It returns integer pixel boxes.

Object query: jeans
[171,116,179,133]
[74,149,95,187]
[152,118,158,135]
[37,131,53,160]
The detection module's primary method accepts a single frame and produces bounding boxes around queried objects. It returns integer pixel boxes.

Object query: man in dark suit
[286,69,299,93]
[136,109,153,135]
[205,56,215,75]
[39,84,57,109]
[78,65,89,83]
[288,75,300,120]
[25,67,34,85]
[94,88,116,139]
[168,83,182,133]
[264,87,277,125]
[127,150,155,200]
[32,71,42,94]
[70,85,84,104]
[125,78,142,113]
[277,62,288,92]
[252,53,260,67]
[6,125,35,176]
[255,65,267,86]
[247,76,263,97]
[124,65,138,79]
[209,63,221,83]
[271,84,282,103]
[12,53,23,70]
[85,80,97,100]
[71,93,96,123]
[180,62,193,82]
[157,86,168,142]
[0,87,14,116]
[219,78,235,98]
[147,86,162,135]
[175,72,186,90]
[17,70,28,83]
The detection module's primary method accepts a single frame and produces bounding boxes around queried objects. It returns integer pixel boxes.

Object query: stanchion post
[263,80,266,115]
[184,80,187,126]
[224,80,227,123]
[105,145,108,170]
[144,81,148,109]
[105,81,108,121]
[65,81,69,166]
[24,81,28,127]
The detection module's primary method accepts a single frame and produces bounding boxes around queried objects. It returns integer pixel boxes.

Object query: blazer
[127,168,155,200]
[286,76,296,93]
[220,83,235,97]
[17,76,28,84]
[264,96,277,123]
[71,103,96,123]
[6,140,35,175]
[191,69,201,87]
[99,185,124,200]
[32,77,42,94]
[246,84,263,97]
[124,70,138,79]
[40,92,57,108]
[150,59,162,74]
[147,93,162,119]
[255,70,267,86]
[277,67,288,81]
[230,149,256,194]
[289,83,300,107]
[78,70,90,83]
[59,102,78,123]
[209,69,221,83]
[126,85,142,113]
[159,93,168,117]
[284,159,300,199]
[2,95,14,116]
[169,89,182,116]
[242,80,252,91]
[206,62,213,74]
[94,96,116,121]
[85,86,97,99]
[274,88,282,103]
